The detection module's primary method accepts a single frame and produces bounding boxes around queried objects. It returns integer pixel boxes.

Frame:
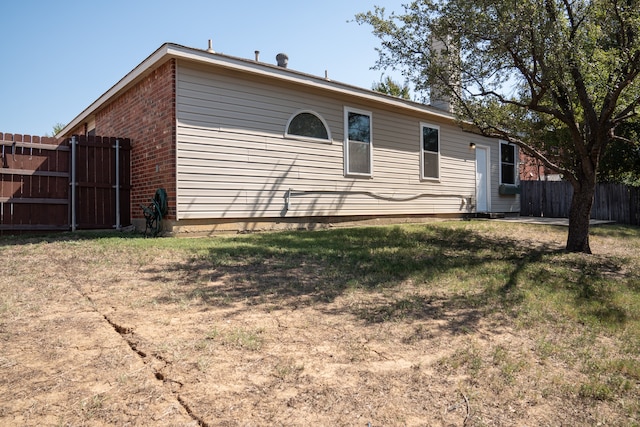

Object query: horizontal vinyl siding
[177,65,343,135]
[176,61,516,220]
[489,144,521,213]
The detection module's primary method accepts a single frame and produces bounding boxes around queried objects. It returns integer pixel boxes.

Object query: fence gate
[0,133,131,233]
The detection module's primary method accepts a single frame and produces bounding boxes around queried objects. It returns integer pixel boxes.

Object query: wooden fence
[0,133,131,233]
[520,180,640,226]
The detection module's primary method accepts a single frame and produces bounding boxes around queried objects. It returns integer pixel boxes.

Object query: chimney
[276,53,289,68]
[207,39,215,53]
[430,36,460,113]
[255,50,260,61]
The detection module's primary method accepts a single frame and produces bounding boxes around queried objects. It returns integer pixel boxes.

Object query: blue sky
[0,0,406,136]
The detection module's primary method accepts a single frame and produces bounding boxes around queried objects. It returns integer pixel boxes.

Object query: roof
[57,43,456,137]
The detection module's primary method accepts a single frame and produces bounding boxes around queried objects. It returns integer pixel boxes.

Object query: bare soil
[0,225,637,426]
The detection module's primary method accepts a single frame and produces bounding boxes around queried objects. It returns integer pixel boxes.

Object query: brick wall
[519,151,558,181]
[75,59,177,220]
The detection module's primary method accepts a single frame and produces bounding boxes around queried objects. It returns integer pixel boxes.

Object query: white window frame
[344,107,373,177]
[284,109,332,144]
[420,122,441,181]
[499,141,518,185]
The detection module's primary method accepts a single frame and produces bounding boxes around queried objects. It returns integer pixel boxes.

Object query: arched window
[285,111,331,142]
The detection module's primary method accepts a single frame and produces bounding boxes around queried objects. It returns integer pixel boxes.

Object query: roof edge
[57,43,456,138]
[57,43,174,138]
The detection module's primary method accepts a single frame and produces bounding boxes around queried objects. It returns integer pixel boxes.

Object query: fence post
[115,139,121,230]
[70,136,77,232]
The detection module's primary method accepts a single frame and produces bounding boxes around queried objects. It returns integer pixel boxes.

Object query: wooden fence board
[521,181,640,226]
[0,133,131,233]
[71,135,132,230]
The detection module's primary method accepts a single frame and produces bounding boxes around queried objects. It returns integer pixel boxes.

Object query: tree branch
[461,111,573,179]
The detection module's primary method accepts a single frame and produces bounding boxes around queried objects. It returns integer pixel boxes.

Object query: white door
[476,146,490,212]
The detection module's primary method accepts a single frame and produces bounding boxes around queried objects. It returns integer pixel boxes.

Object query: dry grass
[0,220,639,426]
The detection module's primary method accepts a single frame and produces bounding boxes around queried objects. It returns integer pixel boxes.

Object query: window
[500,141,517,185]
[285,111,331,142]
[344,108,372,176]
[420,123,440,180]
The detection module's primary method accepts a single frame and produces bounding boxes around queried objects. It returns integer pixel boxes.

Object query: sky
[0,0,407,136]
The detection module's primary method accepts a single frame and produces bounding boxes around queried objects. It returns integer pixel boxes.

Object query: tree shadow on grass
[146,224,633,333]
[524,246,635,329]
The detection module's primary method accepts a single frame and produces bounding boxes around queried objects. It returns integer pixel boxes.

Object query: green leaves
[371,75,411,99]
[358,0,640,136]
[358,0,640,252]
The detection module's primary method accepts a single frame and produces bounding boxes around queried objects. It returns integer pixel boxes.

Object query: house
[520,152,563,181]
[57,42,520,233]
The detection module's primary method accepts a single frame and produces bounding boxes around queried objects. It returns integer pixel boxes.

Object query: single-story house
[57,42,520,233]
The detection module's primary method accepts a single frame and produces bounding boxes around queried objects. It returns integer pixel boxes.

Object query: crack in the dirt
[102,314,204,425]
[132,346,147,358]
[177,395,210,427]
[67,277,209,423]
[152,352,170,363]
[103,315,137,350]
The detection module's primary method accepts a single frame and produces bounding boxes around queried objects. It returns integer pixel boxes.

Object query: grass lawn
[1,220,639,426]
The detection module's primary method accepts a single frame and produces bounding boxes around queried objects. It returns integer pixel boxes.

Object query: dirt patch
[0,225,637,426]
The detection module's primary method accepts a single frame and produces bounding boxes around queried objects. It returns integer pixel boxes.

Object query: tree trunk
[566,181,596,253]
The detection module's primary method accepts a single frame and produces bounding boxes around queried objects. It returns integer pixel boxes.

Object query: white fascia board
[57,43,456,138]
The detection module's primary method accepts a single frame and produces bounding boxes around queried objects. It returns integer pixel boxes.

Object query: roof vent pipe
[207,39,215,53]
[276,53,288,68]
[255,50,260,61]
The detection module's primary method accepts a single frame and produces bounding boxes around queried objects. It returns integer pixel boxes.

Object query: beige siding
[488,143,521,213]
[176,61,518,220]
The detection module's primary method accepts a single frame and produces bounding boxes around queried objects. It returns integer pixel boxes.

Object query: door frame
[475,144,491,213]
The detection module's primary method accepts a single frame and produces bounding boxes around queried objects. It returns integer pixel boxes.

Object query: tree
[356,0,640,253]
[52,123,65,136]
[372,75,412,99]
[598,121,640,186]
